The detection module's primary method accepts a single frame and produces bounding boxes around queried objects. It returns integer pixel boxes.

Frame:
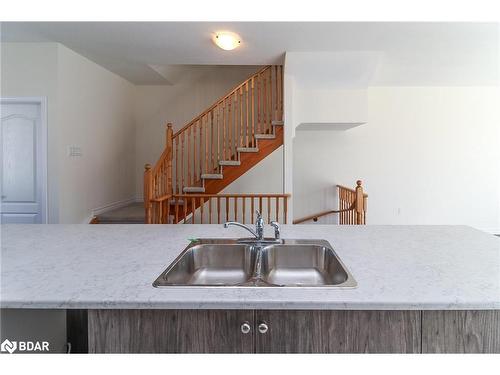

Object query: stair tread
[183,186,206,193]
[237,147,259,152]
[169,199,185,205]
[201,173,224,179]
[219,160,241,166]
[255,134,276,139]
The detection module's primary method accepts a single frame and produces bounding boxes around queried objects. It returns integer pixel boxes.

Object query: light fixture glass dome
[213,32,241,51]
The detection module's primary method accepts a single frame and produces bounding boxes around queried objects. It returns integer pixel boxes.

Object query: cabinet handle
[258,322,268,334]
[240,322,251,334]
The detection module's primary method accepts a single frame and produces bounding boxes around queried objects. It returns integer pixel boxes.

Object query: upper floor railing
[293,180,368,225]
[148,193,290,225]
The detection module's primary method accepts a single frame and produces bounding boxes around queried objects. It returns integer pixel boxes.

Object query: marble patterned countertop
[1,224,499,310]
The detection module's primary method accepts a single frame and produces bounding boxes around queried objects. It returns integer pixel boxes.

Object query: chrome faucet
[255,211,264,240]
[224,210,267,242]
[223,221,260,239]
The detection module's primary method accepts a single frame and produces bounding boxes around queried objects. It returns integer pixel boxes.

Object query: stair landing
[94,203,145,224]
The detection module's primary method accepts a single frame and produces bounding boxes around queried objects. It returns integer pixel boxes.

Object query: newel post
[144,164,152,224]
[166,123,173,195]
[355,180,364,225]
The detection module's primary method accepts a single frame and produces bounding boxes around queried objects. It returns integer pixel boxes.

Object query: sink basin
[260,244,354,286]
[153,242,256,286]
[153,239,356,288]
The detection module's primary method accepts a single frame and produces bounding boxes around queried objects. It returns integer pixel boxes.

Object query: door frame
[1,97,48,223]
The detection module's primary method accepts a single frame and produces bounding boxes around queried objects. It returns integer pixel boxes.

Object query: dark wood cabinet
[255,310,421,353]
[422,310,500,353]
[87,309,254,353]
[78,309,499,353]
[67,309,88,353]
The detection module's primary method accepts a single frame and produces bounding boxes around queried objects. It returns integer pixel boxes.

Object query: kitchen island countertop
[1,224,499,310]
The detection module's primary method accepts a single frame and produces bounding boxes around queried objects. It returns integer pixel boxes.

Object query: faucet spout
[255,210,264,240]
[223,221,259,239]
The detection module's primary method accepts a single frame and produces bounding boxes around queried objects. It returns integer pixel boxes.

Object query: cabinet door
[88,309,254,353]
[255,310,421,353]
[422,311,500,353]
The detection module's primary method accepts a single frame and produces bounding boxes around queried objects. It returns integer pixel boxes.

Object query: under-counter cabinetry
[75,309,500,353]
[87,309,254,353]
[422,310,500,353]
[255,310,420,353]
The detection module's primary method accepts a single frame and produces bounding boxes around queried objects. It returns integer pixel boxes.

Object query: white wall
[134,66,260,197]
[293,87,500,233]
[1,43,136,223]
[295,89,367,126]
[56,45,136,223]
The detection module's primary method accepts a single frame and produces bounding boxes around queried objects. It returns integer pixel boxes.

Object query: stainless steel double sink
[153,239,357,287]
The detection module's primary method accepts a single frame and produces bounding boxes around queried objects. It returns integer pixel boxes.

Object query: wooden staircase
[144,65,285,224]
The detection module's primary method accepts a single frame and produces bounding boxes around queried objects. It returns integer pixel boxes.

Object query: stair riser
[203,126,284,195]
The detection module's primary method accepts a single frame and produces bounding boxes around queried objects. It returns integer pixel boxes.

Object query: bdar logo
[1,339,17,354]
[1,339,49,353]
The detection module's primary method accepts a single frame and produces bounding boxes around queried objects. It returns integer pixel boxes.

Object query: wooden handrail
[180,193,289,199]
[293,204,355,225]
[150,194,172,203]
[293,180,368,225]
[151,193,291,203]
[336,184,368,197]
[172,65,272,138]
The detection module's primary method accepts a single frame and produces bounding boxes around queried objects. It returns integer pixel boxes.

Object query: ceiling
[1,22,498,85]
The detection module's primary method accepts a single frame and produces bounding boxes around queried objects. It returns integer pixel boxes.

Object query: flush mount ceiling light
[213,32,241,51]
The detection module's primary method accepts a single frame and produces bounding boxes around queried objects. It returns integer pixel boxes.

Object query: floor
[96,202,145,224]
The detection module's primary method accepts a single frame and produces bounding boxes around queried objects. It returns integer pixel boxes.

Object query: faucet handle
[270,221,280,240]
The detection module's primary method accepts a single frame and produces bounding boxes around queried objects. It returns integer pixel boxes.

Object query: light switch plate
[68,146,82,157]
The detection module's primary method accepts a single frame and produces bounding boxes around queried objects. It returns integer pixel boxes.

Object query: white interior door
[1,98,47,223]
